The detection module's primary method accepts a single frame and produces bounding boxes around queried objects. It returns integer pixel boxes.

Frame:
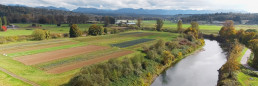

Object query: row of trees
[217,20,258,86]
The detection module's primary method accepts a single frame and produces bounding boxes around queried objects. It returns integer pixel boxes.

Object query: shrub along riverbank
[66,37,204,86]
[210,20,258,86]
[67,21,205,86]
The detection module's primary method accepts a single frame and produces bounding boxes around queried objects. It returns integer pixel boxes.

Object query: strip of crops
[111,38,155,48]
[8,43,86,57]
[0,39,68,50]
[36,48,122,70]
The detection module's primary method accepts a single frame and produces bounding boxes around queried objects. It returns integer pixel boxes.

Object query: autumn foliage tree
[219,20,237,41]
[69,24,82,38]
[184,21,200,40]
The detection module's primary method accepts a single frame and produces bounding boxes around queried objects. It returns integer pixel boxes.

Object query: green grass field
[0,24,102,36]
[237,48,258,86]
[0,30,178,85]
[1,21,258,37]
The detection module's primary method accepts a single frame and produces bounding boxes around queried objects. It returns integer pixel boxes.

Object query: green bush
[31,29,50,40]
[88,24,104,36]
[69,24,82,37]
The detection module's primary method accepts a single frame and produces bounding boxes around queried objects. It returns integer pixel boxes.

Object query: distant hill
[36,6,70,11]
[72,8,246,15]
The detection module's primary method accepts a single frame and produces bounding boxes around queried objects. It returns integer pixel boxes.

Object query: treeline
[214,20,258,86]
[217,41,243,86]
[0,4,101,24]
[180,13,258,24]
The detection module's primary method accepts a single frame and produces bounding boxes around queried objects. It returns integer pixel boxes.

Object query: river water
[151,39,227,86]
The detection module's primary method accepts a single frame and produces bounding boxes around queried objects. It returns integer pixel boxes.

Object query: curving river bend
[151,39,227,86]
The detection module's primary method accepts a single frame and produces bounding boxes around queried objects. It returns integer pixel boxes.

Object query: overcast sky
[0,0,257,13]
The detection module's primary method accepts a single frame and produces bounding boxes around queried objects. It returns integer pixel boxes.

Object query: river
[151,39,227,86]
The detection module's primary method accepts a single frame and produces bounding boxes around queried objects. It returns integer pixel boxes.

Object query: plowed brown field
[14,45,109,65]
[47,50,133,74]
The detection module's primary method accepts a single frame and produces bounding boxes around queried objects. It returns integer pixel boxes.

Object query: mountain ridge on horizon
[6,4,247,15]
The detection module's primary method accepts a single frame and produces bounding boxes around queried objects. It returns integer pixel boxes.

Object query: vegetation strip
[14,45,109,65]
[37,48,122,70]
[0,41,77,54]
[0,67,39,86]
[7,43,86,57]
[0,39,68,50]
[47,50,133,74]
[111,38,155,48]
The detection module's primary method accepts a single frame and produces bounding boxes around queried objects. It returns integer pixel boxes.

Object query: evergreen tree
[137,18,142,27]
[177,20,183,33]
[0,18,2,31]
[104,16,110,27]
[156,19,163,31]
[3,16,7,25]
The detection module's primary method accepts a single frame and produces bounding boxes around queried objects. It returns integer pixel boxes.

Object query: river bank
[149,45,204,84]
[151,39,227,86]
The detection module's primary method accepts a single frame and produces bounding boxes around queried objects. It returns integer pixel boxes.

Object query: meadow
[0,30,179,85]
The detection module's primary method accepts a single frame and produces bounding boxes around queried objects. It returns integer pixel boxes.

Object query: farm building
[116,20,136,25]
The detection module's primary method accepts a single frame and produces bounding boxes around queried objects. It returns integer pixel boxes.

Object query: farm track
[240,49,258,72]
[14,45,109,65]
[0,41,77,54]
[0,67,39,86]
[47,50,133,74]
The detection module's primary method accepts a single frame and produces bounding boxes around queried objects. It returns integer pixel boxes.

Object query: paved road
[0,67,40,86]
[240,49,258,72]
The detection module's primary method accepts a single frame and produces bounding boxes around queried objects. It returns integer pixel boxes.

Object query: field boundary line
[0,67,40,86]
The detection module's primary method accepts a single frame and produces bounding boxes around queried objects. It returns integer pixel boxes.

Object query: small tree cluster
[184,21,200,40]
[69,24,82,38]
[219,20,237,41]
[31,29,50,40]
[88,24,104,36]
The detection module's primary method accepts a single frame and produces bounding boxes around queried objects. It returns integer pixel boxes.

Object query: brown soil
[14,45,109,65]
[47,50,133,74]
[0,41,77,54]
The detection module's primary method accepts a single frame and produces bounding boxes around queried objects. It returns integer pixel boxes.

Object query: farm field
[0,30,178,85]
[1,21,258,37]
[0,24,103,36]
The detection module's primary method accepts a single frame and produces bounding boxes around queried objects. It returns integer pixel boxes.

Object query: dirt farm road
[0,67,39,86]
[240,49,258,72]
